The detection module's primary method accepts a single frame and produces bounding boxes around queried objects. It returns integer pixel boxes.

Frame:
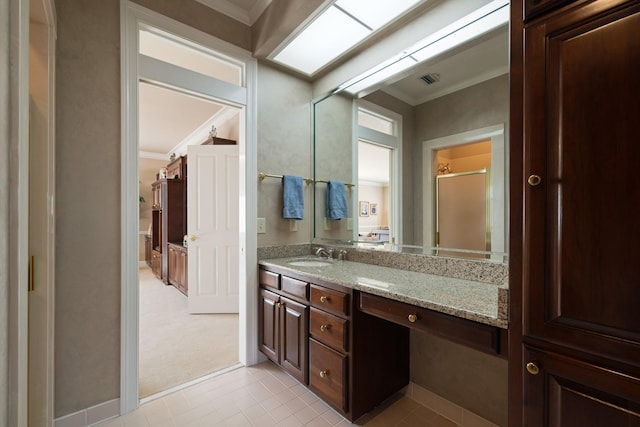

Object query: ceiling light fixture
[271,0,422,76]
[339,0,509,95]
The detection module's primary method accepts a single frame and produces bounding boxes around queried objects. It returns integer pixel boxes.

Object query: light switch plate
[257,218,266,234]
[347,218,353,230]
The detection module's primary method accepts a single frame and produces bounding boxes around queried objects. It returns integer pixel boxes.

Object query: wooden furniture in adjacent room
[510,0,640,424]
[167,243,188,296]
[144,234,152,267]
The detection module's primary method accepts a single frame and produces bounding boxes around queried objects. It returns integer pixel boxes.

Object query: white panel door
[187,144,239,314]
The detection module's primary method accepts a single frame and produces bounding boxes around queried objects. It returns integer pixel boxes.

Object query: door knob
[526,362,540,375]
[527,175,542,186]
[189,235,197,241]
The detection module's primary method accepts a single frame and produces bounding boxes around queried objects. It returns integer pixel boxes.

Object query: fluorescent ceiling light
[335,0,422,30]
[341,0,509,95]
[272,0,422,76]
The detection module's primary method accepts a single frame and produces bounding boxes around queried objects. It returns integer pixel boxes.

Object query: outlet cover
[257,218,266,234]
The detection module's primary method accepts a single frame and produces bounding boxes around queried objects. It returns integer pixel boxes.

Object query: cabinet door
[523,0,640,365]
[259,289,279,363]
[524,347,640,425]
[280,296,308,384]
[180,251,187,294]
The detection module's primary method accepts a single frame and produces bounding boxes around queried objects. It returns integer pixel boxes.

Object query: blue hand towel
[282,175,304,219]
[326,180,348,220]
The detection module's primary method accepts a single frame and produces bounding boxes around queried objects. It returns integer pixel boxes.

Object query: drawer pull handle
[276,302,282,308]
[320,324,329,332]
[319,370,329,378]
[408,314,418,323]
[320,295,329,303]
[526,362,540,375]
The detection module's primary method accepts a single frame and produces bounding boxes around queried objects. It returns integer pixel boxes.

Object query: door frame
[7,0,57,425]
[120,1,259,414]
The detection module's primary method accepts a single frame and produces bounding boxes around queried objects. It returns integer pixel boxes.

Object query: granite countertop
[259,256,508,329]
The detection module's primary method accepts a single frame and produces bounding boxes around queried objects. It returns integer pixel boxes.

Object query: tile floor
[97,361,460,427]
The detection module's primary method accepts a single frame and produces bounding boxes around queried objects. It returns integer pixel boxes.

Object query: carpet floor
[139,266,239,398]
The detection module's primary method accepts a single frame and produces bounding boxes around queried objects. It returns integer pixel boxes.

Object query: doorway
[137,77,242,397]
[121,2,259,414]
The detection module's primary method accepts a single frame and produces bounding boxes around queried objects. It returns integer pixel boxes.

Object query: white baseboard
[54,398,120,427]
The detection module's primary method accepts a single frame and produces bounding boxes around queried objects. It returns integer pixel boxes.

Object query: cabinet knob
[320,324,329,332]
[408,314,418,323]
[276,302,282,308]
[320,295,329,303]
[189,235,197,241]
[526,362,540,375]
[527,175,542,186]
[319,370,329,378]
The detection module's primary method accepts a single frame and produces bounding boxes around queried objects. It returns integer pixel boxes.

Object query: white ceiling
[139,83,225,157]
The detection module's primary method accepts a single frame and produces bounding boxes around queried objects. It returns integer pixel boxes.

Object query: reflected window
[356,103,401,246]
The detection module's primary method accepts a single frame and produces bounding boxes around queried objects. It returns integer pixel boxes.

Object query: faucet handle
[338,249,347,260]
[327,248,334,259]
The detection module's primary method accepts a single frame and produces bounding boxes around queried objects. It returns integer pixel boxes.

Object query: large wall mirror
[313,0,509,261]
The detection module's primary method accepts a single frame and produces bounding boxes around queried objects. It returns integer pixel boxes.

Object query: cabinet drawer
[259,269,279,290]
[311,285,349,317]
[359,292,502,356]
[281,276,308,301]
[310,308,348,352]
[309,339,347,412]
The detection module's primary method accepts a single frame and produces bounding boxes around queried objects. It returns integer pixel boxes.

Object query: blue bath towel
[326,180,348,220]
[282,175,304,219]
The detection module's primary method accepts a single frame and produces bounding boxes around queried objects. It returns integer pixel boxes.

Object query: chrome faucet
[315,247,333,259]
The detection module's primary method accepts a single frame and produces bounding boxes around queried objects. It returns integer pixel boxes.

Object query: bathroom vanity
[258,256,508,421]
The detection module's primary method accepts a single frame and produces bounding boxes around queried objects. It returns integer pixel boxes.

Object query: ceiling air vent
[419,73,440,85]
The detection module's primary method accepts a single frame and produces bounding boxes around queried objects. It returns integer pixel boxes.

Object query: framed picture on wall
[370,204,377,215]
[359,201,369,217]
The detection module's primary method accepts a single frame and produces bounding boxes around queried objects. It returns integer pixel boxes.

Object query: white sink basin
[288,260,332,267]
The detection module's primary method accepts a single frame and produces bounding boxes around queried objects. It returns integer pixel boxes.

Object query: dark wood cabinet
[510,1,640,424]
[149,179,186,284]
[168,243,188,295]
[151,249,161,279]
[259,266,409,421]
[166,155,186,180]
[144,235,152,267]
[258,286,309,384]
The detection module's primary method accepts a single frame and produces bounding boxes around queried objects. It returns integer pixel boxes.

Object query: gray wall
[411,332,508,426]
[257,63,313,247]
[55,0,122,416]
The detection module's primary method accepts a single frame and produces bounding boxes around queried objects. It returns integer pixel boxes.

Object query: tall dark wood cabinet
[509,1,640,425]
